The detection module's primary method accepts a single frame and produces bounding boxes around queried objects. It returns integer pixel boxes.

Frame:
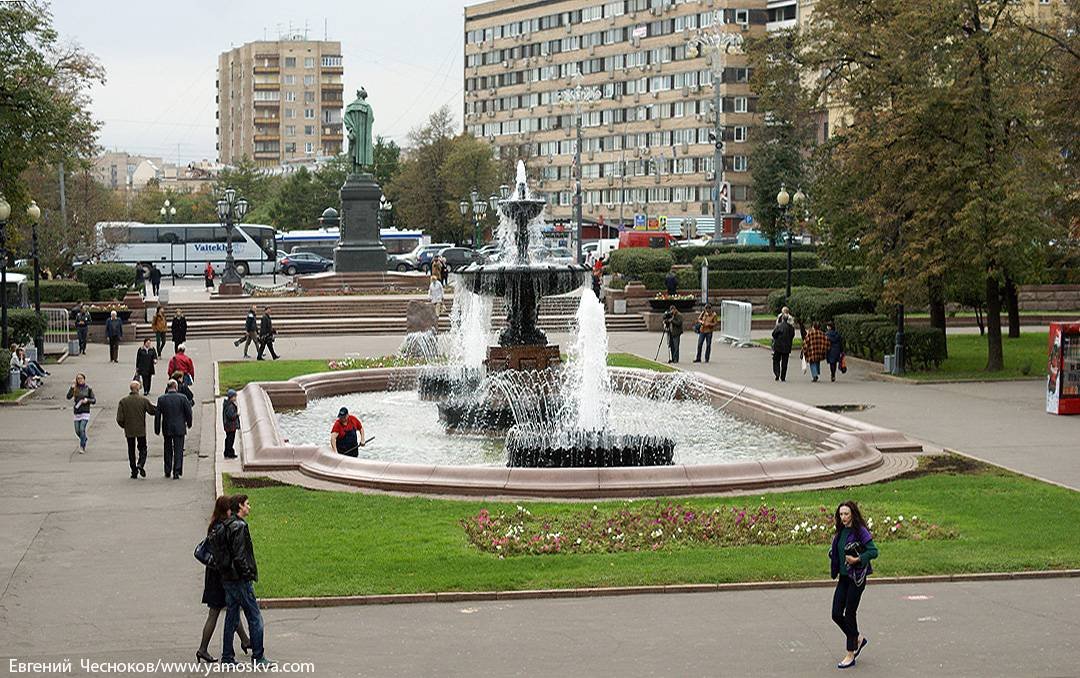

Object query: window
[304,91,316,103]
[284,91,296,102]
[156,227,185,244]
[323,109,338,123]
[284,108,296,119]
[304,108,315,119]
[283,75,295,85]
[735,8,749,25]
[734,97,747,113]
[304,125,315,135]
[285,125,296,136]
[305,142,314,154]
[733,155,748,172]
[284,57,296,68]
[253,90,279,101]
[733,126,747,142]
[285,142,296,153]
[304,57,315,69]
[304,74,315,86]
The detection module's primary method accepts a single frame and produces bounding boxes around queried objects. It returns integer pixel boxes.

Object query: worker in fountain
[330,407,366,457]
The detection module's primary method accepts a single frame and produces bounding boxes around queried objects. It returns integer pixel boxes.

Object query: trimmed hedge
[75,264,135,298]
[670,244,817,265]
[0,348,10,393]
[766,287,874,323]
[693,252,820,271]
[38,280,91,303]
[832,313,947,369]
[95,288,128,302]
[2,309,49,346]
[608,248,674,279]
[645,268,862,291]
[833,314,889,357]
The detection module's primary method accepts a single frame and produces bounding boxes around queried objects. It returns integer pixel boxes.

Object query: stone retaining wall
[1018,284,1080,312]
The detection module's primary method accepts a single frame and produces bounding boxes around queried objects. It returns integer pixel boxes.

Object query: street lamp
[458,189,488,247]
[776,184,806,303]
[0,194,10,350]
[161,199,178,285]
[215,187,249,294]
[379,194,393,228]
[556,73,603,265]
[686,19,743,235]
[27,200,43,358]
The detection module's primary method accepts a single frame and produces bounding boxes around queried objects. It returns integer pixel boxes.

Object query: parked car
[279,251,333,275]
[414,243,454,271]
[545,247,575,265]
[477,244,501,259]
[618,230,674,249]
[439,246,487,270]
[387,254,416,272]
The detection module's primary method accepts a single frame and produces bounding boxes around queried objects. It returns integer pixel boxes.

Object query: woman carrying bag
[829,501,879,669]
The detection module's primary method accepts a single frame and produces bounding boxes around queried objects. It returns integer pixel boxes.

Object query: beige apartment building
[464,0,767,234]
[217,38,345,167]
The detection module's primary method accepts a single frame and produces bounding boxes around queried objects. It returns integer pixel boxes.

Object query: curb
[258,569,1080,609]
[0,389,37,406]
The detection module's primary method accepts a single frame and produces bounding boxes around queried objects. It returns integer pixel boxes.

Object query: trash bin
[884,354,895,374]
[613,299,627,315]
[8,368,21,393]
[68,339,81,356]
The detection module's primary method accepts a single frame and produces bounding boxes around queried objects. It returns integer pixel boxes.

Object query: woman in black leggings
[829,501,879,669]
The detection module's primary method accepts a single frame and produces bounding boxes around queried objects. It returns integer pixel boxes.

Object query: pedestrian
[665,267,678,296]
[197,495,251,664]
[151,307,168,355]
[116,380,156,479]
[10,346,46,388]
[256,307,279,361]
[65,373,95,453]
[439,254,449,286]
[212,494,273,667]
[232,305,259,358]
[771,313,796,382]
[149,264,162,297]
[155,378,193,479]
[170,370,195,405]
[223,389,240,459]
[802,321,829,382]
[693,303,718,363]
[829,500,879,669]
[826,321,846,382]
[168,344,195,386]
[134,263,146,296]
[105,310,124,363]
[135,337,157,395]
[430,255,443,282]
[204,262,215,291]
[330,407,365,457]
[663,305,683,363]
[429,276,444,316]
[171,309,188,355]
[72,304,91,355]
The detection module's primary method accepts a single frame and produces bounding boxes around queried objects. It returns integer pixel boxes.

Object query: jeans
[222,580,265,662]
[809,361,821,380]
[163,435,185,477]
[695,332,713,362]
[74,419,88,449]
[77,327,88,353]
[224,429,237,458]
[832,575,866,652]
[154,332,166,355]
[772,352,790,381]
[126,436,147,474]
[667,332,680,363]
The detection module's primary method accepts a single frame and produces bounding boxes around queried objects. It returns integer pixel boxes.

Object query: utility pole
[556,73,602,264]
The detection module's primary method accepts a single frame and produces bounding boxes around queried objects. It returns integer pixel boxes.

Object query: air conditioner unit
[654,174,661,184]
[566,24,573,34]
[652,91,659,99]
[589,45,596,55]
[608,70,615,80]
[630,11,637,19]
[606,176,614,186]
[490,88,496,95]
[547,103,553,112]
[654,118,661,127]
[741,23,749,32]
[488,111,495,118]
[547,154,554,164]
[503,61,509,68]
[681,200,688,209]
[588,149,595,160]
[607,121,614,132]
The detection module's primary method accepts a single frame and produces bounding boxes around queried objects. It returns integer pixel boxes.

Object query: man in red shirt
[330,407,365,457]
[167,344,195,386]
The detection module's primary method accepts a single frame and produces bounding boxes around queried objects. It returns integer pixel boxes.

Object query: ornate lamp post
[556,73,603,264]
[161,199,178,285]
[378,194,393,229]
[0,194,10,349]
[27,200,43,358]
[458,188,488,247]
[215,187,249,296]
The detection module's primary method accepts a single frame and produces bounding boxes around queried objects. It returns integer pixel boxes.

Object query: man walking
[663,305,683,363]
[771,313,796,382]
[148,264,162,297]
[223,389,240,459]
[116,380,156,479]
[428,277,445,317]
[135,337,157,395]
[213,494,272,667]
[256,307,279,361]
[233,305,259,358]
[155,379,192,479]
[170,309,188,355]
[105,310,124,363]
[72,304,91,355]
[167,344,195,386]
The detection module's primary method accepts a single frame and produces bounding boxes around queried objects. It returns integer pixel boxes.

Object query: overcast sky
[51,0,470,164]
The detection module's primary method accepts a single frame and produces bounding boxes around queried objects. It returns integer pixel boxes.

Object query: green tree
[372,136,401,188]
[440,133,500,244]
[213,157,280,217]
[386,107,458,241]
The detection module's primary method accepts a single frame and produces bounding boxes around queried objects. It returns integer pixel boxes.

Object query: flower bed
[88,304,131,322]
[649,293,697,311]
[461,501,957,556]
[326,355,423,371]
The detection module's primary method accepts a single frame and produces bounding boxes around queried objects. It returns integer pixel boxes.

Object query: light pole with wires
[556,73,603,264]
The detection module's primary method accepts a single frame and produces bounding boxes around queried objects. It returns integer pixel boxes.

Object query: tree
[440,134,500,243]
[372,136,401,188]
[386,107,458,242]
[213,158,280,218]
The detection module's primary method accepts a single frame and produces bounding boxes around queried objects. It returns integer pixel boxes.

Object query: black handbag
[844,540,867,585]
[194,538,214,567]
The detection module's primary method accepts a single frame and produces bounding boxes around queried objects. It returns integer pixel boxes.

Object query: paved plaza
[1,328,1077,676]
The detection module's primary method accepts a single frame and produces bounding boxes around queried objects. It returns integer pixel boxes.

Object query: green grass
[606,351,677,373]
[907,332,1047,381]
[225,457,1080,598]
[0,389,28,402]
[755,337,803,349]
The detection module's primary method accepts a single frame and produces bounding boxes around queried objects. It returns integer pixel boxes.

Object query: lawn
[225,456,1080,598]
[907,332,1047,381]
[0,389,28,402]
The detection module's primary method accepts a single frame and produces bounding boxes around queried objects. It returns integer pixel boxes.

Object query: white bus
[278,227,429,258]
[94,222,277,277]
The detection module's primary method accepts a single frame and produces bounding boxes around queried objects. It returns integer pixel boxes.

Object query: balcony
[254,150,280,159]
[254,133,279,142]
[253,115,279,124]
[322,123,343,138]
[254,82,280,91]
[320,64,343,75]
[254,99,279,108]
[253,64,280,75]
[320,80,344,90]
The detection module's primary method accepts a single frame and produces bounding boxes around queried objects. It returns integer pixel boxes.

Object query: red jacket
[168,353,195,379]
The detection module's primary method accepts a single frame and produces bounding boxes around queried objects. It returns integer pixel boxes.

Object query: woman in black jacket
[66,373,96,453]
[171,310,188,355]
[829,501,879,669]
[197,495,249,663]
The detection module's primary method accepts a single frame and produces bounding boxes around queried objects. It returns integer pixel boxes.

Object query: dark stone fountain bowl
[457,263,591,298]
[505,426,677,468]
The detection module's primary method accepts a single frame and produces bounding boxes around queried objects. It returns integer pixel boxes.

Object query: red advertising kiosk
[1046,322,1080,415]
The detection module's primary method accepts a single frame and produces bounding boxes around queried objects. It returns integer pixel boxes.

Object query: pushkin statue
[344,87,374,174]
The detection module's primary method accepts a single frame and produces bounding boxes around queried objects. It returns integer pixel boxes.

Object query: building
[93,151,166,191]
[217,36,345,167]
[463,0,766,234]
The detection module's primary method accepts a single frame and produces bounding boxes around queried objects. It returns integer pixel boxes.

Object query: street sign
[634,213,646,228]
[658,215,668,230]
[744,214,753,224]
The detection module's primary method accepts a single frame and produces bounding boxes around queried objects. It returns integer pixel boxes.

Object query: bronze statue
[344,87,374,174]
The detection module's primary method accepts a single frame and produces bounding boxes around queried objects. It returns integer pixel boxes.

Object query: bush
[830,314,947,369]
[644,268,862,291]
[905,327,948,370]
[76,264,135,298]
[0,348,10,393]
[94,287,128,302]
[670,243,817,265]
[607,249,674,279]
[766,288,874,327]
[694,252,820,271]
[9,266,34,277]
[2,309,49,346]
[834,314,889,357]
[38,280,91,303]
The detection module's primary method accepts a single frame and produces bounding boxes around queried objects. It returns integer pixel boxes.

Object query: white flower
[912,515,918,521]
[898,515,904,521]
[890,526,897,532]
[593,505,599,511]
[575,538,582,545]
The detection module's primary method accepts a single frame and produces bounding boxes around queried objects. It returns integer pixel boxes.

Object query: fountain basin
[457,263,591,298]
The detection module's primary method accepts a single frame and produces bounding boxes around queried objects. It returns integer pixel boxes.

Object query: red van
[618,230,674,249]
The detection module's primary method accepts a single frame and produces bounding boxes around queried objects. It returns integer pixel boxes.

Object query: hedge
[644,268,863,292]
[2,309,49,346]
[0,348,10,392]
[670,244,817,265]
[766,286,874,322]
[693,252,820,271]
[75,264,135,298]
[832,313,947,369]
[833,314,890,357]
[37,280,91,303]
[607,248,674,279]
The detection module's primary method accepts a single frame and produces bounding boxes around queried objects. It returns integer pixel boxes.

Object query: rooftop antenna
[304,19,309,40]
[324,17,328,41]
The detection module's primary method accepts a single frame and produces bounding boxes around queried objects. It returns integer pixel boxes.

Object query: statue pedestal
[334,173,387,273]
[484,345,562,372]
[217,282,246,297]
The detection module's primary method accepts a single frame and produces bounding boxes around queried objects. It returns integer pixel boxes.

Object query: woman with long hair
[65,373,95,453]
[197,495,249,663]
[829,500,879,669]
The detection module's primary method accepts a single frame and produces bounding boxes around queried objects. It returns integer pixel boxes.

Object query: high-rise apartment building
[464,0,766,233]
[217,37,344,167]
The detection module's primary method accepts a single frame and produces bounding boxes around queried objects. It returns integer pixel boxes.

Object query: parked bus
[277,227,429,258]
[94,222,277,277]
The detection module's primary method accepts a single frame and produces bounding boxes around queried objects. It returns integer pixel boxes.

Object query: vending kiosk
[1046,322,1080,415]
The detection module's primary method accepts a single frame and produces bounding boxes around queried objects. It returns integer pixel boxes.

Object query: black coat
[245,311,257,333]
[771,321,796,354]
[105,318,124,339]
[171,316,187,343]
[202,520,228,608]
[214,516,258,582]
[665,272,678,295]
[136,346,157,375]
[259,313,275,341]
[154,391,192,437]
[149,267,162,285]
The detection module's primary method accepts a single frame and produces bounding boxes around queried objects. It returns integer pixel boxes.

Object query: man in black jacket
[170,309,188,355]
[233,304,259,358]
[148,264,162,297]
[154,379,192,479]
[215,494,271,666]
[72,304,91,355]
[771,313,796,382]
[135,338,157,395]
[256,307,279,361]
